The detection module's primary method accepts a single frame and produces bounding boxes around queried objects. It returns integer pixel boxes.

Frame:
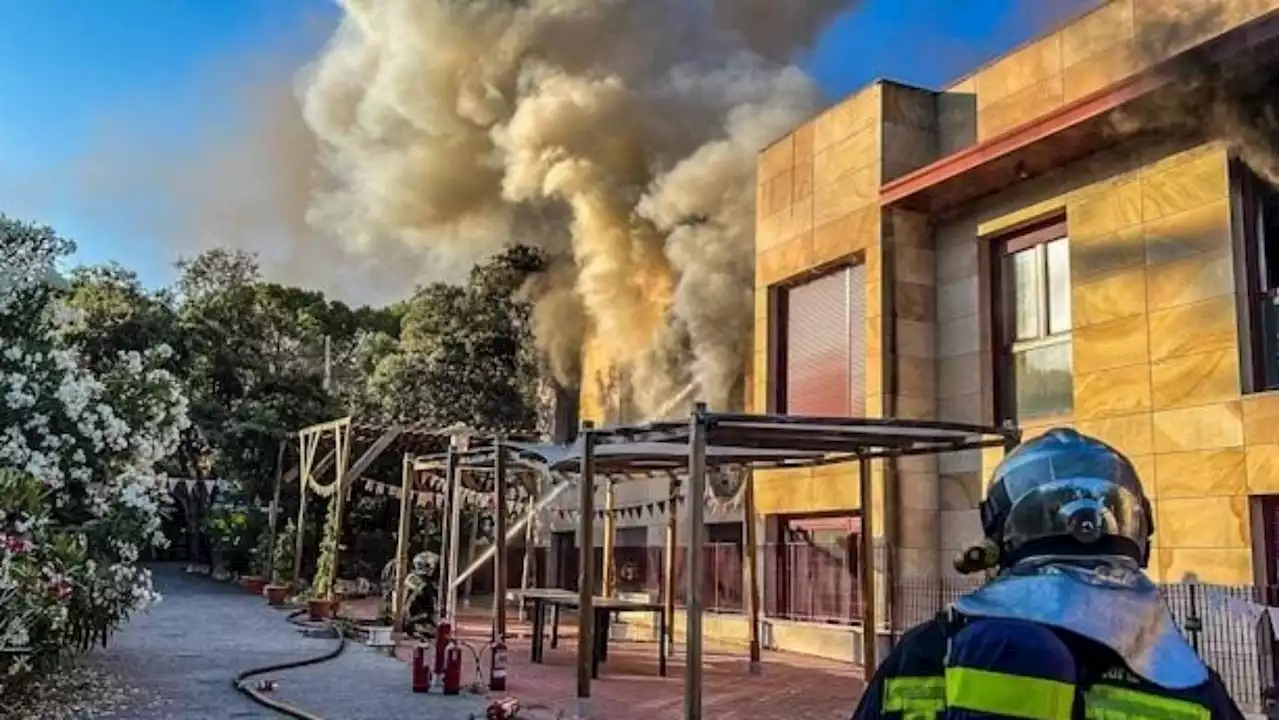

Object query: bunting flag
[163,477,227,495]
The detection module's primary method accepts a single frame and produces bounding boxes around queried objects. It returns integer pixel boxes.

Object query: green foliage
[362,245,546,432]
[204,502,267,575]
[0,469,165,694]
[60,264,186,376]
[272,520,297,584]
[309,500,342,602]
[0,216,74,337]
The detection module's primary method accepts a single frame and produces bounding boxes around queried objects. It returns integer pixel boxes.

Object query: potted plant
[240,528,272,596]
[264,521,296,607]
[306,502,341,620]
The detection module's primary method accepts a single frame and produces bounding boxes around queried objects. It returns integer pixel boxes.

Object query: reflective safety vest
[854,614,1243,720]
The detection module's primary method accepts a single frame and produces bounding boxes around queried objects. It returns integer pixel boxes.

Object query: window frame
[991,216,1073,423]
[1229,158,1279,394]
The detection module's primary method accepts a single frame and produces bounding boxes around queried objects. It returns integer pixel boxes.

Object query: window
[995,219,1073,421]
[770,264,866,416]
[767,513,861,624]
[1230,160,1279,393]
[1250,494,1278,605]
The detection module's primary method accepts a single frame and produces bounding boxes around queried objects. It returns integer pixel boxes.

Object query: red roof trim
[880,10,1278,208]
[880,73,1162,207]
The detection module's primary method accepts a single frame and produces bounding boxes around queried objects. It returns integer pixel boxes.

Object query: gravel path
[90,564,486,720]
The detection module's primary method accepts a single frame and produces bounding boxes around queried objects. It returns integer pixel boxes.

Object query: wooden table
[518,588,667,678]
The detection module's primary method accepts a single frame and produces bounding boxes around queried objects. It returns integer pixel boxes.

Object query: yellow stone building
[562,0,1277,665]
[752,0,1277,591]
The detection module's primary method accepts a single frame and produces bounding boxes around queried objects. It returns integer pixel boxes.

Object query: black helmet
[957,428,1154,573]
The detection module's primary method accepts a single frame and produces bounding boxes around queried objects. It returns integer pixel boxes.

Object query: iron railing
[588,540,1278,714]
[628,541,863,620]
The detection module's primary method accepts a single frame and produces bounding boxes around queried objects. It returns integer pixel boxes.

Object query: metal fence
[613,541,1277,712]
[630,541,861,620]
[633,543,745,612]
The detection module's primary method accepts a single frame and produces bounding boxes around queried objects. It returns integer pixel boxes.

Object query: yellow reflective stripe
[1084,684,1211,720]
[945,666,1075,720]
[885,676,945,718]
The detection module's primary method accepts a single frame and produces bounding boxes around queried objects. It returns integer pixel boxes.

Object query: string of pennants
[552,494,685,522]
[361,477,532,513]
[550,476,749,522]
[161,477,224,495]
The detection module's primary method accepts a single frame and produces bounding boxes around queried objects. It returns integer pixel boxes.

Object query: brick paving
[373,602,865,720]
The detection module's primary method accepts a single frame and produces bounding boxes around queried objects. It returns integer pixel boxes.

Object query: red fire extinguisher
[434,620,452,673]
[489,636,508,691]
[486,697,520,719]
[442,639,463,696]
[411,642,432,693]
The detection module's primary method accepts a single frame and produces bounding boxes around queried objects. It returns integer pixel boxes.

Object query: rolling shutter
[784,265,865,416]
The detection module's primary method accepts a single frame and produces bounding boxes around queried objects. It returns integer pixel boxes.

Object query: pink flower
[47,576,74,602]
[0,533,32,554]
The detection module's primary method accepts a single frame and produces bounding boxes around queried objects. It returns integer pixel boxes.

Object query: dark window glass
[1231,161,1278,393]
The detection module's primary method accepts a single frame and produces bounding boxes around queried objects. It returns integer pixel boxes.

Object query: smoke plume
[297,0,851,415]
[1116,2,1277,186]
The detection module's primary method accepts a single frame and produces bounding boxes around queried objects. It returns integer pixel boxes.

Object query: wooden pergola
[283,417,450,598]
[359,406,1017,720]
[386,432,546,635]
[433,407,1018,720]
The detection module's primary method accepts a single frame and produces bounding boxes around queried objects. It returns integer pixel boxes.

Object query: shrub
[204,502,266,576]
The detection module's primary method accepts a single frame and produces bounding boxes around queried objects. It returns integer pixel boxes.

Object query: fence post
[1185,581,1202,656]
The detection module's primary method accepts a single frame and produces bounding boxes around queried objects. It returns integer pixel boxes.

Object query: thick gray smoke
[297,0,852,415]
[1115,1,1277,186]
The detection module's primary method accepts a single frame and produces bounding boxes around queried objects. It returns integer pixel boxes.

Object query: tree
[60,264,186,378]
[363,245,545,432]
[0,217,189,687]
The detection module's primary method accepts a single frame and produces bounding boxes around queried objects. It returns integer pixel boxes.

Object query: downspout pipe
[881,214,902,645]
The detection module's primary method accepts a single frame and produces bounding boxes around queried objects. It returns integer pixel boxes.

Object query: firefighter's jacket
[851,613,1244,720]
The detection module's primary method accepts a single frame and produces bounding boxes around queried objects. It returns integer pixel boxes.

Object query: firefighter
[852,428,1244,719]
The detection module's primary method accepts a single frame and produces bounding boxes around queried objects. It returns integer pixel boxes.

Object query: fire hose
[230,608,346,720]
[232,610,555,719]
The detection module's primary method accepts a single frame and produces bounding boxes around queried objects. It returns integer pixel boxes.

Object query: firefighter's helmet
[956,428,1154,574]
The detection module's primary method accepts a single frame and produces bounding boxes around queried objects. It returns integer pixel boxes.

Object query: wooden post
[327,425,352,601]
[266,438,286,585]
[393,454,414,632]
[446,467,464,621]
[293,432,311,587]
[494,438,509,641]
[602,477,617,596]
[684,403,708,720]
[663,471,679,653]
[462,513,479,606]
[576,422,597,718]
[436,444,459,621]
[519,470,537,623]
[743,468,762,674]
[858,454,877,673]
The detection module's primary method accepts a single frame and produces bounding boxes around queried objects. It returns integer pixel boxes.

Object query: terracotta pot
[265,584,289,606]
[308,598,336,621]
[242,575,265,596]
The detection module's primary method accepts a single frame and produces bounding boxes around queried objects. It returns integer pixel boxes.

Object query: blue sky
[0,0,1093,290]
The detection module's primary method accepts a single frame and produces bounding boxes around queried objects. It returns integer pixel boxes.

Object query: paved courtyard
[89,566,863,718]
[90,564,485,719]
[386,604,866,720]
